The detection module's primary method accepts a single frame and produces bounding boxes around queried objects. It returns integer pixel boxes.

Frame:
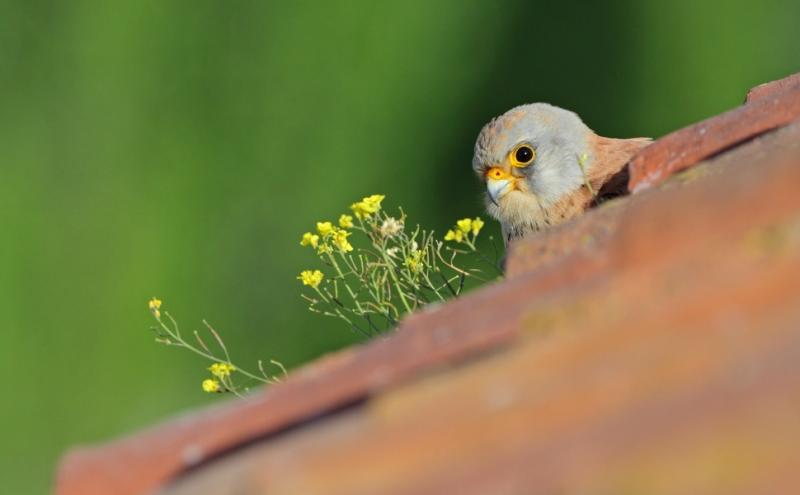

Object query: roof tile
[55,75,800,495]
[628,73,800,192]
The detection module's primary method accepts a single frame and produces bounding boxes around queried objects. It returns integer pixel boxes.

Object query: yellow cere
[485,167,512,181]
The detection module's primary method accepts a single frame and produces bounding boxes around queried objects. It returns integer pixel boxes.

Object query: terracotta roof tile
[164,121,800,494]
[627,73,800,192]
[55,74,800,495]
[746,72,800,102]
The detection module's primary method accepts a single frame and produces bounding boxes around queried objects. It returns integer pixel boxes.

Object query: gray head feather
[472,103,593,205]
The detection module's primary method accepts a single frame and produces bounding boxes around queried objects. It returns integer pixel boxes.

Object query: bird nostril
[486,167,507,180]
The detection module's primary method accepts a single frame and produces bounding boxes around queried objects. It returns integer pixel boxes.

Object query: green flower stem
[220,374,245,397]
[340,253,384,310]
[436,247,471,279]
[380,248,413,314]
[472,250,504,276]
[421,270,446,301]
[157,313,273,384]
[315,287,372,337]
[325,252,364,313]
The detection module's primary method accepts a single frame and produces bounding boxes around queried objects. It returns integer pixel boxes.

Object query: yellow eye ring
[509,144,536,168]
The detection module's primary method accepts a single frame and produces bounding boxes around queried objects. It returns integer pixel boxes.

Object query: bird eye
[510,144,535,167]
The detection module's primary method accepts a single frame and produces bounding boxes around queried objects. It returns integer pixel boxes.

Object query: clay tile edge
[628,72,800,193]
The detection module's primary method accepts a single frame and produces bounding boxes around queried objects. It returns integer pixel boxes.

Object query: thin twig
[203,319,232,364]
[193,330,211,353]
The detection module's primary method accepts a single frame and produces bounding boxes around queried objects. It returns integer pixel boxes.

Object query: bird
[472,103,651,245]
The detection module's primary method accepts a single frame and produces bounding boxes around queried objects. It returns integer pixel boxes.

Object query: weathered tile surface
[627,73,800,192]
[55,76,800,495]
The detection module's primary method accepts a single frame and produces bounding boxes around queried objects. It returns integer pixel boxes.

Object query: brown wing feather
[589,136,652,196]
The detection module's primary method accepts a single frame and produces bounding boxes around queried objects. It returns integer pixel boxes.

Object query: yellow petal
[456,218,472,233]
[202,379,220,393]
[300,232,320,248]
[338,214,354,228]
[316,221,335,237]
[471,217,484,235]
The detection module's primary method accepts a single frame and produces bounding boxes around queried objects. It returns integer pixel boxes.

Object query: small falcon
[473,103,651,244]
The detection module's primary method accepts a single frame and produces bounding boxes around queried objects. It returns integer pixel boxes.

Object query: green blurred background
[1,0,797,492]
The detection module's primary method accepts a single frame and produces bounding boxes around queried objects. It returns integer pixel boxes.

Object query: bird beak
[487,179,512,205]
[485,167,515,205]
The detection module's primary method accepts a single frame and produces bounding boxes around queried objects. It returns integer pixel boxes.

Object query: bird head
[472,103,595,234]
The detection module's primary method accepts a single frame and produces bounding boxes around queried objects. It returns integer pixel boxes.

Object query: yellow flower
[316,221,335,237]
[300,232,319,249]
[350,194,385,219]
[331,229,353,252]
[404,250,424,274]
[456,218,472,234]
[350,202,366,219]
[338,214,354,228]
[445,217,481,242]
[362,194,385,210]
[202,378,220,393]
[350,202,372,220]
[444,229,463,243]
[209,362,236,378]
[317,244,333,255]
[297,269,324,288]
[148,297,162,318]
[471,217,484,236]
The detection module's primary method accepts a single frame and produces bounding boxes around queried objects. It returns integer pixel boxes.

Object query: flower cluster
[210,362,235,378]
[148,297,162,319]
[297,194,391,291]
[339,214,354,228]
[300,232,319,249]
[201,362,236,393]
[350,194,385,220]
[300,218,355,257]
[202,378,220,393]
[404,248,425,274]
[297,194,499,336]
[297,269,324,289]
[444,217,484,245]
